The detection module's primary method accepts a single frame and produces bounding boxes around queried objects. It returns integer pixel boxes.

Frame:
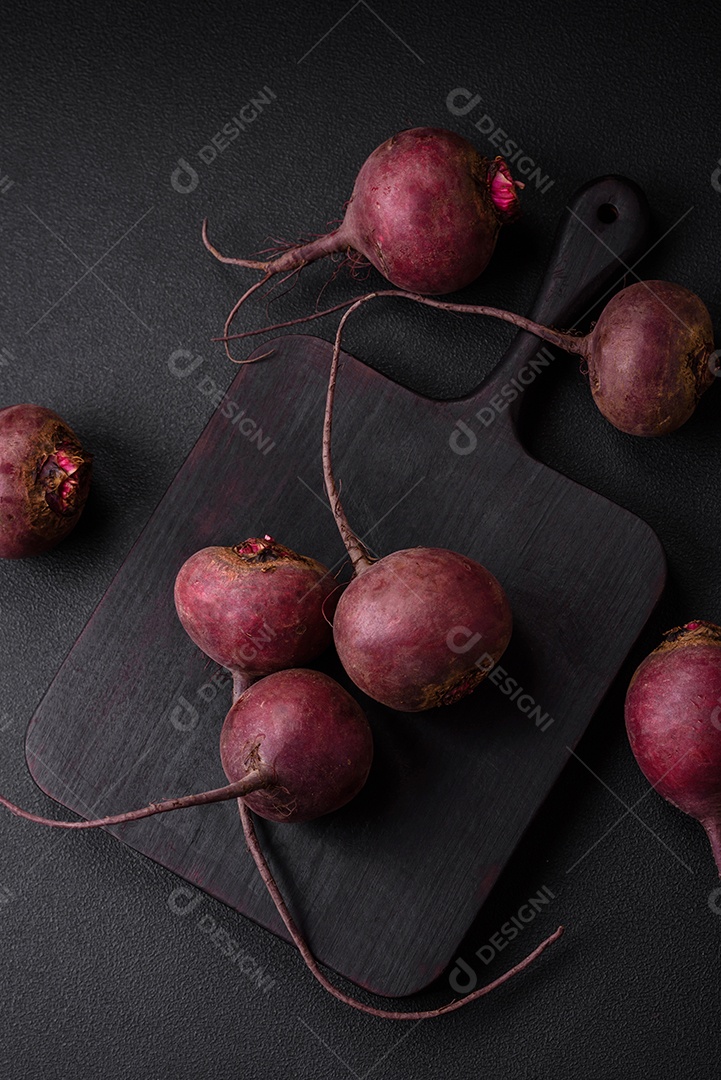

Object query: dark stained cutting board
[25,176,666,997]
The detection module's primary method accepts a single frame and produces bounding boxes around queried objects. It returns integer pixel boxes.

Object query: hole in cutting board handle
[596,202,619,224]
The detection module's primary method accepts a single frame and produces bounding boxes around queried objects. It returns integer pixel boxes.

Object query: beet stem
[239,803,564,1020]
[202,218,347,273]
[220,272,273,362]
[0,766,273,830]
[232,670,253,704]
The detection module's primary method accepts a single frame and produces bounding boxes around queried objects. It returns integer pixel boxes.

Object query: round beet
[220,669,373,822]
[334,548,511,712]
[174,536,337,693]
[0,404,92,558]
[625,621,721,873]
[340,128,520,295]
[320,308,512,713]
[202,126,521,359]
[0,662,562,1018]
[235,280,715,438]
[0,669,372,829]
[584,281,715,436]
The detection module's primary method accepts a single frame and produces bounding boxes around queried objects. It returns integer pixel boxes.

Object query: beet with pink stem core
[202,126,522,360]
[625,621,721,874]
[321,307,512,712]
[174,536,337,697]
[0,404,92,558]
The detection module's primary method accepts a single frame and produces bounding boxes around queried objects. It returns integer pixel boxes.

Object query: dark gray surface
[1,1,720,1077]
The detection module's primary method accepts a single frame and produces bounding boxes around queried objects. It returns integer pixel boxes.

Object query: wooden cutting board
[25,176,665,997]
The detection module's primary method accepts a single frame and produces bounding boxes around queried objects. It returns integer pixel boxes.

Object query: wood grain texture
[25,176,665,997]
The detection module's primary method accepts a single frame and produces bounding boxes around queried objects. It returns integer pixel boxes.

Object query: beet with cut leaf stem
[174,535,337,697]
[0,666,562,1018]
[0,403,92,558]
[203,126,522,360]
[223,280,716,437]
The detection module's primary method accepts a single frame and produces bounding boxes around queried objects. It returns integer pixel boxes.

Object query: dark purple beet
[0,669,372,828]
[0,660,562,1018]
[625,620,721,874]
[321,306,512,713]
[333,548,512,712]
[220,668,373,822]
[174,536,337,694]
[0,404,92,558]
[582,281,715,436]
[225,280,715,438]
[202,127,521,360]
[340,127,520,295]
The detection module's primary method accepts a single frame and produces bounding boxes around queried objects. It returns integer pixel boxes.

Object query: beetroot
[220,668,372,822]
[174,536,337,696]
[405,280,713,436]
[0,664,563,1017]
[227,280,716,437]
[0,404,92,558]
[333,548,512,711]
[202,127,521,359]
[625,621,721,873]
[578,282,715,435]
[0,669,372,828]
[321,308,512,712]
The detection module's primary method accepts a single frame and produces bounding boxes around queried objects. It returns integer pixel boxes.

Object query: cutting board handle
[471,175,651,420]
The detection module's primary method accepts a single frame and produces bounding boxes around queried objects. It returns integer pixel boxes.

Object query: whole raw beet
[307,279,715,439]
[202,126,521,359]
[341,127,520,294]
[174,537,336,688]
[332,547,513,712]
[0,404,92,558]
[585,281,715,436]
[220,668,373,822]
[625,621,721,873]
